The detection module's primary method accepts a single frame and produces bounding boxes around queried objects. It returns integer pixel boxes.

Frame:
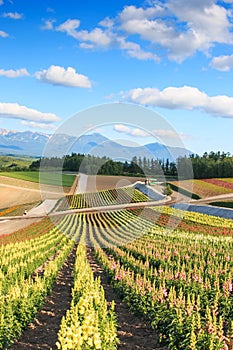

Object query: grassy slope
[0,171,75,187]
[0,155,35,169]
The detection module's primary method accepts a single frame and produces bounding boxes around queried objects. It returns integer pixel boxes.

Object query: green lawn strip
[209,201,233,209]
[0,171,75,187]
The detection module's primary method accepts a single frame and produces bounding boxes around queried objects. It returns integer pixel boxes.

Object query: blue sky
[0,0,233,154]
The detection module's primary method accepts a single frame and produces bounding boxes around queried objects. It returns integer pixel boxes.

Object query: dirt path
[86,248,166,350]
[9,244,77,350]
[0,218,42,235]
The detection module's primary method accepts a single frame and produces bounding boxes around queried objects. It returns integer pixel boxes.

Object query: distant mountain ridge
[0,128,191,161]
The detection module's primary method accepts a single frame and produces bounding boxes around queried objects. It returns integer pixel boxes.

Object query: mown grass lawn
[0,171,75,187]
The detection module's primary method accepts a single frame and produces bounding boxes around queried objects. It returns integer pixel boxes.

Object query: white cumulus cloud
[21,121,56,130]
[51,1,233,63]
[126,85,233,118]
[57,19,112,47]
[56,18,159,61]
[41,19,55,31]
[114,124,186,140]
[0,30,8,38]
[151,129,187,140]
[2,12,23,19]
[210,54,233,71]
[118,2,233,62]
[35,65,92,88]
[0,68,29,78]
[114,124,132,134]
[0,102,59,123]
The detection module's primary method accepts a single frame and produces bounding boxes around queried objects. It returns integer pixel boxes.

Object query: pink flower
[207,323,214,334]
[114,274,122,281]
[110,262,117,270]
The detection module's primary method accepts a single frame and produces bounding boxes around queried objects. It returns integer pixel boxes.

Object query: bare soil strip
[86,247,166,350]
[8,244,77,350]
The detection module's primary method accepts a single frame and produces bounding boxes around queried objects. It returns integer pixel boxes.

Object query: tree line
[177,151,233,179]
[29,151,233,179]
[29,153,178,177]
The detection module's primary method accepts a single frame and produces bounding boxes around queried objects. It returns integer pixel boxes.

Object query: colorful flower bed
[82,209,233,349]
[0,218,54,245]
[58,186,151,210]
[3,187,233,349]
[202,178,233,191]
[0,214,79,349]
[172,179,232,198]
[0,205,21,217]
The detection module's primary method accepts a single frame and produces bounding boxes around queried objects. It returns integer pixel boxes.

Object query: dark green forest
[29,153,176,177]
[177,151,233,179]
[28,151,233,179]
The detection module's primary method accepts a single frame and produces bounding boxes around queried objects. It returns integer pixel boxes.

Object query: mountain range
[0,128,191,161]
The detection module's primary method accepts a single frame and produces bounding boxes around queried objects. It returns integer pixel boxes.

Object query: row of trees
[29,151,233,179]
[177,151,233,179]
[29,153,178,177]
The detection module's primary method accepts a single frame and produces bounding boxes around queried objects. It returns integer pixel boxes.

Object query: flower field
[203,178,233,191]
[2,190,233,349]
[83,209,233,349]
[57,186,151,210]
[171,179,233,198]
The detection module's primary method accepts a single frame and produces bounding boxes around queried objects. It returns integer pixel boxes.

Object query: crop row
[56,237,118,349]
[58,186,151,211]
[202,178,233,191]
[4,202,233,349]
[152,206,233,229]
[0,214,81,349]
[172,179,232,198]
[77,209,233,349]
[1,214,118,350]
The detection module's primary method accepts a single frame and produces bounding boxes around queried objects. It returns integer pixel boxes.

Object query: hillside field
[1,186,233,349]
[170,178,233,198]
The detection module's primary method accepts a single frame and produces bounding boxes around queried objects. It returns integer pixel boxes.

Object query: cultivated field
[76,174,146,192]
[171,178,233,198]
[0,173,74,209]
[1,186,233,349]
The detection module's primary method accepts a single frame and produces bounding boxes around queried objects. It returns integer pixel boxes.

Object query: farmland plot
[2,191,233,349]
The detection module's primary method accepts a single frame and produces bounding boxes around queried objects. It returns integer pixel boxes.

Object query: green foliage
[178,151,233,179]
[0,155,34,170]
[209,201,233,209]
[29,153,179,177]
[162,183,173,196]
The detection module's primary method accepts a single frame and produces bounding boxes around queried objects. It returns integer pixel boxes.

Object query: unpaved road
[0,218,42,235]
